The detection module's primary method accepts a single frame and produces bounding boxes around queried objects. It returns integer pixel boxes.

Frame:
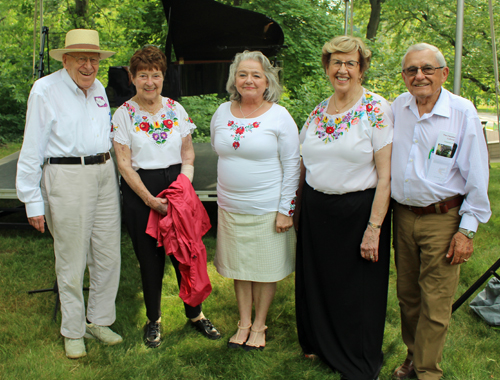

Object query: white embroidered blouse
[112,97,196,170]
[300,89,394,195]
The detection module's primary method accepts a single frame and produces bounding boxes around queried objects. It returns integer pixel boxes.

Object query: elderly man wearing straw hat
[16,29,122,359]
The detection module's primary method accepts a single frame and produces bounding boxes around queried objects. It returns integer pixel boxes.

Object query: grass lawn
[0,142,499,379]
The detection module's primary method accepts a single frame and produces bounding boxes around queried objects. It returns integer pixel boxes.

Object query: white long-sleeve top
[391,88,491,231]
[16,69,113,218]
[211,102,300,216]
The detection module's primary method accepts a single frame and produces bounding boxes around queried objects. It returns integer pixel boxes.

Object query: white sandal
[227,321,251,349]
[244,325,267,351]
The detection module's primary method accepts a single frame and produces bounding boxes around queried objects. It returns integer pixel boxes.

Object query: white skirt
[214,208,296,282]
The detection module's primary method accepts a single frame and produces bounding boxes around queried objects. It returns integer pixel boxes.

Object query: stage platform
[0,143,218,201]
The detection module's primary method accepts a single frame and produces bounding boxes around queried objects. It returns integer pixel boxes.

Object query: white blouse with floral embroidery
[211,102,300,216]
[300,88,394,195]
[112,97,196,170]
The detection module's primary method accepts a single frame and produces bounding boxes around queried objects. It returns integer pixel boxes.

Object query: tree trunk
[366,0,383,40]
[75,0,88,18]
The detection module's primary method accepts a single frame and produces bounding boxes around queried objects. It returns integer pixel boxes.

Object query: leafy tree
[356,0,500,104]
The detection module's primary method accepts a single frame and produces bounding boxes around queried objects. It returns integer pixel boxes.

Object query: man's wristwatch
[458,228,475,239]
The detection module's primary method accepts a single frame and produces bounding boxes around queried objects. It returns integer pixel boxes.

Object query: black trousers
[121,164,202,322]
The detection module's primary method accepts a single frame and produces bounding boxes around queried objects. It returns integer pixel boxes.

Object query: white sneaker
[64,337,87,359]
[84,322,123,345]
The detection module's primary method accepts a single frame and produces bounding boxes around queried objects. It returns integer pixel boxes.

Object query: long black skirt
[295,183,390,380]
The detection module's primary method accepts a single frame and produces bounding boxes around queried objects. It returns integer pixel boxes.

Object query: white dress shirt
[391,88,491,231]
[112,97,196,170]
[16,69,113,218]
[300,89,393,194]
[211,102,300,216]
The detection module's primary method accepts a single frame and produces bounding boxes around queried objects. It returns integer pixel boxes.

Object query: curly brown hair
[129,45,167,78]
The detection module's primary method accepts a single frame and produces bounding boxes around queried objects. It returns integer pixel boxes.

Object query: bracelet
[367,221,382,229]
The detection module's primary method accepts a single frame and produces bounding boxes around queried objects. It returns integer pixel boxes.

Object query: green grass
[0,142,499,379]
[0,142,22,159]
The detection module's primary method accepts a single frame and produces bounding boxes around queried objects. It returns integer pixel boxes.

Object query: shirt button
[406,198,410,201]
[410,159,413,162]
[405,179,409,182]
[414,139,418,143]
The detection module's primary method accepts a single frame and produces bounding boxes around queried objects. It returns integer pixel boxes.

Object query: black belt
[48,152,111,165]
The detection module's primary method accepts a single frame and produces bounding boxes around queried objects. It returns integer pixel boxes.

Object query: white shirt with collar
[16,68,113,218]
[391,87,491,231]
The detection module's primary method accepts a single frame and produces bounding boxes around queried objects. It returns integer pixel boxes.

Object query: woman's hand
[147,196,168,216]
[276,213,293,233]
[360,225,381,262]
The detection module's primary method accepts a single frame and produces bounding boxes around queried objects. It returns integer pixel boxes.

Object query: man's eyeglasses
[329,59,359,69]
[402,65,444,77]
[66,54,100,65]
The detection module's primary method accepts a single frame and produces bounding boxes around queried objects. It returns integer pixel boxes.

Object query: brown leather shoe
[393,359,417,379]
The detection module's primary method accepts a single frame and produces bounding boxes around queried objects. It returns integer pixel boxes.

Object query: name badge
[94,96,108,107]
[427,130,456,184]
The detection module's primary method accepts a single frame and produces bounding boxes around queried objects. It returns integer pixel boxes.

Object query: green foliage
[0,1,36,141]
[180,94,229,142]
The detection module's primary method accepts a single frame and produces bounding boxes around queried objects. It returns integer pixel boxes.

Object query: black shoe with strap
[191,318,221,340]
[144,320,161,348]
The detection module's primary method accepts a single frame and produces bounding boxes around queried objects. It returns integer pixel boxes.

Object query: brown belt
[398,195,464,215]
[48,152,111,165]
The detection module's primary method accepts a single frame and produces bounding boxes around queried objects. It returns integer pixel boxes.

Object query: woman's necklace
[239,100,266,118]
[134,96,162,115]
[332,87,363,113]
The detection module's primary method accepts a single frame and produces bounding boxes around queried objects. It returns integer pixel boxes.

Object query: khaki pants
[393,202,461,380]
[41,159,121,339]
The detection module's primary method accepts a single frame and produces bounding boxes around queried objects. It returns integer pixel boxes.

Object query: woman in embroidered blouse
[112,46,220,348]
[294,36,393,380]
[211,51,300,351]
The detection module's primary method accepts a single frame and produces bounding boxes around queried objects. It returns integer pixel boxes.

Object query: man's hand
[446,231,473,265]
[28,215,46,233]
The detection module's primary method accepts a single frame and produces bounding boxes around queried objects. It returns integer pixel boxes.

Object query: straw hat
[49,29,115,61]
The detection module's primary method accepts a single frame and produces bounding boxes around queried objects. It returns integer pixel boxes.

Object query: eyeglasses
[66,54,100,65]
[329,59,359,69]
[402,65,444,77]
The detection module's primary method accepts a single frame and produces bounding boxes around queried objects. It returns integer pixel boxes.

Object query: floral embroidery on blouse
[308,92,387,144]
[288,197,296,216]
[228,120,260,150]
[123,100,180,145]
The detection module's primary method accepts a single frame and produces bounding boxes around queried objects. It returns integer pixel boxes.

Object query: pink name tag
[94,96,108,107]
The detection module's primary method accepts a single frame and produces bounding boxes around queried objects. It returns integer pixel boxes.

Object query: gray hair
[226,50,282,103]
[401,43,447,70]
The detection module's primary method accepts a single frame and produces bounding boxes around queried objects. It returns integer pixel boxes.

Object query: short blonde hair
[321,36,372,75]
[226,50,282,103]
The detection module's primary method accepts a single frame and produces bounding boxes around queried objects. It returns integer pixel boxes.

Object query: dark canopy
[106,0,285,105]
[162,0,284,62]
